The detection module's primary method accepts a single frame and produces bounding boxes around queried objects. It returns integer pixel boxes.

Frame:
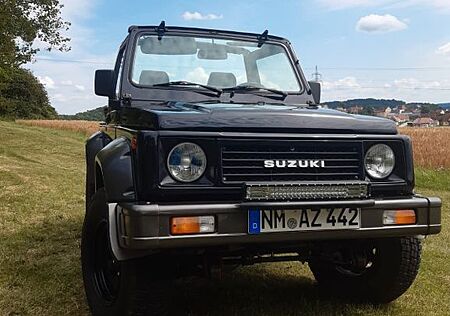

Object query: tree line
[0,0,70,119]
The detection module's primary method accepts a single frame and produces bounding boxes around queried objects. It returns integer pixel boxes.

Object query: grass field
[0,120,449,316]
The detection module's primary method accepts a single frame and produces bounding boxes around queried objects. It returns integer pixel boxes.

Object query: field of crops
[399,127,450,169]
[17,119,99,136]
[16,120,450,169]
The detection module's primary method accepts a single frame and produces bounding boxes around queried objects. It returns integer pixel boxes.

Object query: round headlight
[364,144,395,179]
[167,142,207,182]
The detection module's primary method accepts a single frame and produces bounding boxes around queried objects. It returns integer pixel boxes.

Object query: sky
[26,0,450,114]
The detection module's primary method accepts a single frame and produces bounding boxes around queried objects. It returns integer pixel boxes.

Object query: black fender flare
[85,131,112,208]
[95,137,136,203]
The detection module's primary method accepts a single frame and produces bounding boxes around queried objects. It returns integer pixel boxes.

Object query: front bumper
[110,195,441,252]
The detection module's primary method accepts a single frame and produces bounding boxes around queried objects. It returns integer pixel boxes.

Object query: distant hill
[59,107,105,121]
[439,103,450,109]
[322,98,406,109]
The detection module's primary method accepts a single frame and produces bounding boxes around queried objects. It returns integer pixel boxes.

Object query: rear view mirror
[95,70,115,97]
[139,36,197,55]
[308,81,321,104]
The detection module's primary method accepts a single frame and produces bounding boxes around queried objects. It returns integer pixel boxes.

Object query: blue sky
[27,0,450,114]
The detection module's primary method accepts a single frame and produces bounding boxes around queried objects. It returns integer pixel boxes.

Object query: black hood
[125,102,397,134]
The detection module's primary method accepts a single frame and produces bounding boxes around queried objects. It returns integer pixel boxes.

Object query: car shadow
[172,264,391,316]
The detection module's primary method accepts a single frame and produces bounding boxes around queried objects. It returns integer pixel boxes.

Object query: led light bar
[245,182,369,201]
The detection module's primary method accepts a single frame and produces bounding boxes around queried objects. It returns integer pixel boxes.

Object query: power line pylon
[311,65,322,82]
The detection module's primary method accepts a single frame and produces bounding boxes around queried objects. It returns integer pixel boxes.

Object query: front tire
[309,237,421,303]
[81,188,172,316]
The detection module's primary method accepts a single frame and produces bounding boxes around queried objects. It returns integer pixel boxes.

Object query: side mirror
[95,70,115,97]
[308,81,321,104]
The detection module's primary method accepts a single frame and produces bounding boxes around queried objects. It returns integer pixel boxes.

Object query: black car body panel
[95,137,136,202]
[120,102,398,134]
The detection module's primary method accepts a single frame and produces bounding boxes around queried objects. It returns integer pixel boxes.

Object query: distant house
[390,114,410,126]
[384,106,392,117]
[430,110,450,126]
[412,117,437,127]
[437,113,450,126]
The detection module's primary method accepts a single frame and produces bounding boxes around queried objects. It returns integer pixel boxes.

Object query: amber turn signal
[383,210,416,225]
[170,216,215,235]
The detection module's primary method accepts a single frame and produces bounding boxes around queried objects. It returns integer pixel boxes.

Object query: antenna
[311,65,322,82]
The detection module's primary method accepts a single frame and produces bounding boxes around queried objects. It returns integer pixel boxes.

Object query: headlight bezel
[364,143,396,180]
[166,142,207,183]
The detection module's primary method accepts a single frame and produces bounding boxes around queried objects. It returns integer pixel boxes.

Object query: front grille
[221,140,363,183]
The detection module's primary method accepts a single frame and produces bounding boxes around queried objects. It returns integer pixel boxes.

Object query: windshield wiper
[223,84,288,99]
[153,81,222,96]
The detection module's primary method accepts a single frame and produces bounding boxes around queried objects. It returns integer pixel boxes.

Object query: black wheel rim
[93,220,120,302]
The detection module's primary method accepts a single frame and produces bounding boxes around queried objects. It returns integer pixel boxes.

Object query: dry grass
[0,120,449,316]
[399,127,450,169]
[16,119,99,137]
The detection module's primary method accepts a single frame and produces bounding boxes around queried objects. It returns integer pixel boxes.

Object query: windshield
[131,35,301,92]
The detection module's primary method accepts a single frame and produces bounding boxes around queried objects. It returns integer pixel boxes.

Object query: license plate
[248,208,360,234]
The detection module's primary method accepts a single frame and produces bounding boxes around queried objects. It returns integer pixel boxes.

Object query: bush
[0,67,57,119]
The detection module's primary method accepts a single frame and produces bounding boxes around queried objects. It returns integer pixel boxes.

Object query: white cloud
[37,76,56,89]
[437,42,450,56]
[182,11,223,21]
[75,84,86,91]
[356,14,407,33]
[322,77,361,90]
[393,78,441,89]
[60,0,96,20]
[185,67,209,83]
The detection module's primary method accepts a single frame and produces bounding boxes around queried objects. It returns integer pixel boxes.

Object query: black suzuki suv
[82,23,442,315]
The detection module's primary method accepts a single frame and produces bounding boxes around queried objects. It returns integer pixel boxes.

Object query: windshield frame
[120,27,310,105]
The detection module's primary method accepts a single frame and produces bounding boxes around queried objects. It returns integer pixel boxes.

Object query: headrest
[139,70,169,86]
[207,72,237,88]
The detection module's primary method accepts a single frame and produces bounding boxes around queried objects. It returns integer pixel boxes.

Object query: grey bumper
[109,195,441,254]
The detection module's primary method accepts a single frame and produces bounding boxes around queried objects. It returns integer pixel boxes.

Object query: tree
[0,67,57,119]
[0,0,70,67]
[361,106,375,116]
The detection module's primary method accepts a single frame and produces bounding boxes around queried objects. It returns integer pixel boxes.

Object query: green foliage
[0,67,57,119]
[360,106,375,116]
[419,104,439,114]
[0,0,70,67]
[59,107,106,121]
